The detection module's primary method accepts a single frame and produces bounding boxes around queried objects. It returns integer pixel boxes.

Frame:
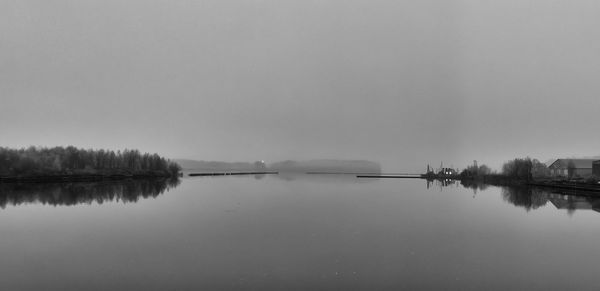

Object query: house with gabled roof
[548,159,595,178]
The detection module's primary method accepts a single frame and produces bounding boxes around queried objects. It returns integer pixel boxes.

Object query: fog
[2,0,600,172]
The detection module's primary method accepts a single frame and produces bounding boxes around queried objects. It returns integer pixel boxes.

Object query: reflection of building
[547,193,600,213]
[548,159,595,177]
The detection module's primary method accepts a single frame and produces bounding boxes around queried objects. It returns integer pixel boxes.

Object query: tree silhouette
[0,146,180,178]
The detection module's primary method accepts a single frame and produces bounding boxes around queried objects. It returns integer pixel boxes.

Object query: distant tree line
[456,156,600,186]
[501,158,533,180]
[0,146,180,177]
[458,157,550,184]
[460,161,492,178]
[501,158,549,180]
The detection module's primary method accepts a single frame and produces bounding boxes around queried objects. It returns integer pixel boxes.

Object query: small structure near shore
[439,167,457,176]
[423,164,459,179]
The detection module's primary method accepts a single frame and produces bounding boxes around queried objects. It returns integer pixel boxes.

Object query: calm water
[1,175,599,290]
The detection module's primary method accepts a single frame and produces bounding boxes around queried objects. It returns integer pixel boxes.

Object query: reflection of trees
[459,179,489,193]
[459,182,600,214]
[500,186,548,211]
[0,178,180,209]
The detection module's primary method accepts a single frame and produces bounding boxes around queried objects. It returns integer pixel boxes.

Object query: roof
[548,159,597,169]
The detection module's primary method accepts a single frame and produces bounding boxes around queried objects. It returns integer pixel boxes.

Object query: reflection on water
[426,178,460,190]
[3,174,599,215]
[0,178,180,208]
[431,178,600,214]
[547,194,600,214]
[185,172,378,183]
[500,186,600,214]
[459,179,490,192]
[500,186,549,211]
[1,174,600,290]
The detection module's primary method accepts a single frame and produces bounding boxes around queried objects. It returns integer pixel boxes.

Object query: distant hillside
[175,159,266,172]
[175,159,381,174]
[268,159,381,174]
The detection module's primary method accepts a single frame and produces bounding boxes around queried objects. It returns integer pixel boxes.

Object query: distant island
[269,159,381,174]
[0,146,181,182]
[176,159,381,174]
[175,159,268,172]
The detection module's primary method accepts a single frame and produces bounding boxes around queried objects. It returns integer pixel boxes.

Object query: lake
[1,174,599,290]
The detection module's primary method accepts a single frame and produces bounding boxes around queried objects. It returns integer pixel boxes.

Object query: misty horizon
[3,2,600,290]
[3,1,600,172]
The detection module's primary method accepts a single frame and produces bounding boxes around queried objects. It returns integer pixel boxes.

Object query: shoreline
[4,171,600,196]
[360,173,600,194]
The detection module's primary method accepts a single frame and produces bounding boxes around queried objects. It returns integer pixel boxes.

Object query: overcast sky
[2,0,600,172]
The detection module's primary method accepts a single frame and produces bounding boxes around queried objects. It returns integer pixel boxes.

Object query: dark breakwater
[189,172,278,177]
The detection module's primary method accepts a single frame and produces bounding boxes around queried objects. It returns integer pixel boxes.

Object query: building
[593,160,600,177]
[548,159,596,178]
[438,167,457,176]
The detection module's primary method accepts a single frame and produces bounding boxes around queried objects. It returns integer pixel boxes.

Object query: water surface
[1,175,599,290]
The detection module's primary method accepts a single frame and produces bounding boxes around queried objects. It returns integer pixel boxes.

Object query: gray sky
[2,0,600,172]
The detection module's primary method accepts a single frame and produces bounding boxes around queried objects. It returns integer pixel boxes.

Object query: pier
[188,172,278,177]
[357,174,423,179]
